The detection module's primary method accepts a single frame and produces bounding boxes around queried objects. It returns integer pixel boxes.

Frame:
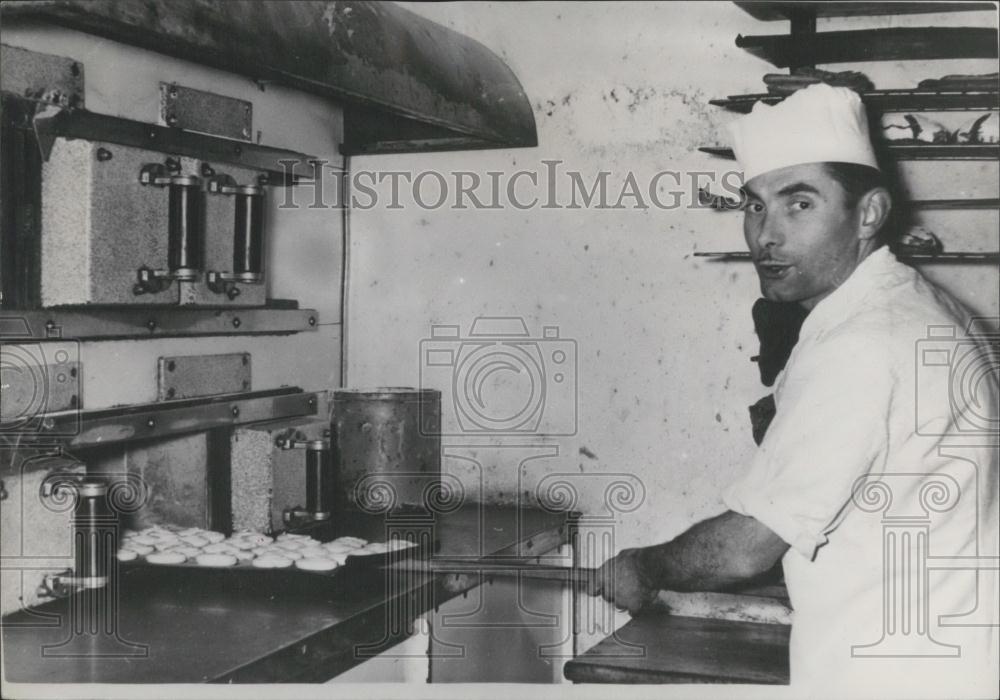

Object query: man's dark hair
[822,162,886,208]
[823,162,894,243]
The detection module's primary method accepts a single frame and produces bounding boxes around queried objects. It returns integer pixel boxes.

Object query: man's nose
[753,214,783,249]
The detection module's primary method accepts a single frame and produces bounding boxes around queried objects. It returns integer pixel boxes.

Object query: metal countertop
[2,505,572,683]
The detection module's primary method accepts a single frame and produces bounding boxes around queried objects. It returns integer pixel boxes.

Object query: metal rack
[710,88,1000,114]
[697,1,1000,265]
[733,2,996,21]
[694,252,1000,264]
[734,27,997,68]
[699,144,1000,161]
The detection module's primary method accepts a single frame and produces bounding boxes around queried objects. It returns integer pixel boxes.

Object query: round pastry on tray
[146,552,187,565]
[252,555,293,569]
[195,553,238,567]
[296,557,339,572]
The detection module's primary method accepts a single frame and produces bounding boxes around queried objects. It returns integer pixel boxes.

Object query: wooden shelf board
[710,88,1000,114]
[693,251,1000,263]
[736,27,998,67]
[699,144,1000,160]
[701,197,999,211]
[911,198,1000,210]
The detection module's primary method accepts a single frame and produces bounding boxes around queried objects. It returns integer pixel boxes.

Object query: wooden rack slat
[710,89,1000,114]
[693,251,1000,263]
[699,144,1000,161]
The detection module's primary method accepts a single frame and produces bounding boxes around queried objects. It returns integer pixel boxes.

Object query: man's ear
[857,187,891,241]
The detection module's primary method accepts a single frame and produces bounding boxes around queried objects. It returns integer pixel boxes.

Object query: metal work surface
[563,613,791,684]
[1,0,537,154]
[1,506,571,683]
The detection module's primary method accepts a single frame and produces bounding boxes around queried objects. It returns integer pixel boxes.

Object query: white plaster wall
[346,1,1000,555]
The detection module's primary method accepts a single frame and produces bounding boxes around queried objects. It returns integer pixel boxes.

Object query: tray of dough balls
[117,525,422,576]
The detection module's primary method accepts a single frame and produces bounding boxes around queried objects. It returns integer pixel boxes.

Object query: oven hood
[1,0,538,155]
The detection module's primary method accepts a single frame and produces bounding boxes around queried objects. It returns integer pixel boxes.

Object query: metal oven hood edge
[1,0,539,155]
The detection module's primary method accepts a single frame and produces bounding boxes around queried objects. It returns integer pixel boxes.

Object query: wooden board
[564,613,790,684]
[736,27,998,67]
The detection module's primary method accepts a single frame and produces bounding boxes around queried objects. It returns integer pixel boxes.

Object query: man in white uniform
[591,84,998,697]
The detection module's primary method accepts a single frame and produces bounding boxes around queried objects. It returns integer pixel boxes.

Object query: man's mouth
[756,259,792,280]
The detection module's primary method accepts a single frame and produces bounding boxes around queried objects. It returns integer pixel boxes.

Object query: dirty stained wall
[346,1,1000,555]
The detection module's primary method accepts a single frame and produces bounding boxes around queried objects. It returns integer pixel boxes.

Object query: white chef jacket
[724,247,999,699]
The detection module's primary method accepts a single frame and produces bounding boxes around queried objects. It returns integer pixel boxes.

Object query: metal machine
[0,0,536,622]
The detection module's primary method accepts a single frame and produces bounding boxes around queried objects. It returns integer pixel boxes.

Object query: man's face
[742,162,865,311]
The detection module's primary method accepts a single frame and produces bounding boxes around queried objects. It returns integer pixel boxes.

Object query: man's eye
[791,200,811,211]
[747,202,764,213]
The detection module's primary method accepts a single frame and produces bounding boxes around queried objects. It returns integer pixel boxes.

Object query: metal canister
[332,387,441,509]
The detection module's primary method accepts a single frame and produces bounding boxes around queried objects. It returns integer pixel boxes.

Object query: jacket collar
[796,246,899,341]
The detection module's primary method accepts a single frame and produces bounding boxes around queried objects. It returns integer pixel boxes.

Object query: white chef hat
[728,83,880,182]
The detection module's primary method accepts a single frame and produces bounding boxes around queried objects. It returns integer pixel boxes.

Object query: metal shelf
[735,2,996,21]
[699,144,1000,160]
[910,198,1000,210]
[0,96,319,185]
[0,307,319,340]
[735,27,998,68]
[710,88,1000,114]
[1,387,320,455]
[693,251,1000,263]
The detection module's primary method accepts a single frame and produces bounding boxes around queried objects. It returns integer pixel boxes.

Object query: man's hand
[588,547,658,615]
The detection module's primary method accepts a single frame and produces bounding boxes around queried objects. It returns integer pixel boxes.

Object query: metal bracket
[275,429,329,452]
[157,352,251,401]
[204,272,242,300]
[160,82,252,141]
[134,266,192,296]
[22,100,315,184]
[38,570,79,599]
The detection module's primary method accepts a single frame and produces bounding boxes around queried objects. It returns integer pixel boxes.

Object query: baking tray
[281,506,441,571]
[117,557,363,603]
[118,506,441,589]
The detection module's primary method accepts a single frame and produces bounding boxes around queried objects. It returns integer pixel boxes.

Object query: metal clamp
[38,570,107,599]
[135,164,204,295]
[276,429,334,527]
[37,474,123,595]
